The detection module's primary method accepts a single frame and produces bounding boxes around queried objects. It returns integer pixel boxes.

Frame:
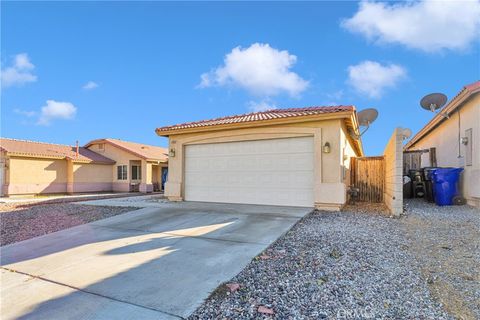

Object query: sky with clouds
[1,1,479,155]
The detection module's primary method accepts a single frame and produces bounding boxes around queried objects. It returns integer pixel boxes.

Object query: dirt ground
[403,199,480,320]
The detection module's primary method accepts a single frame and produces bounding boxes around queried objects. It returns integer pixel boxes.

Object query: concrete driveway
[1,200,311,319]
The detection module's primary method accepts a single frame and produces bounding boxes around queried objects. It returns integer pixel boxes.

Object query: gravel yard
[190,200,479,320]
[0,203,138,246]
[403,200,480,320]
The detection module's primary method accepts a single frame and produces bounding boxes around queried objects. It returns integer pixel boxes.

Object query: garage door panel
[185,137,314,207]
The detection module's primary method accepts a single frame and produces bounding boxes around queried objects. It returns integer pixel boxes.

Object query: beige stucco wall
[406,94,480,207]
[87,142,143,192]
[383,128,403,216]
[164,119,361,210]
[6,156,68,195]
[2,155,115,196]
[1,152,8,196]
[72,163,113,193]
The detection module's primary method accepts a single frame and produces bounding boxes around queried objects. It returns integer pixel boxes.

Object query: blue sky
[2,1,479,155]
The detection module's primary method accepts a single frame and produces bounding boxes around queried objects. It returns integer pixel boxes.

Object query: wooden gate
[350,156,385,203]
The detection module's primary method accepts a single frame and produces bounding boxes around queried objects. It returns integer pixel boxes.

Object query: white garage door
[184,136,314,207]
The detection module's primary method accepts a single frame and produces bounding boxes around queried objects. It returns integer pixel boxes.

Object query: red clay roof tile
[84,138,168,162]
[0,138,115,164]
[156,105,354,133]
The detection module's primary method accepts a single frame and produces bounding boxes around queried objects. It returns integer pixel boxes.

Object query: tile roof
[156,106,355,133]
[0,138,115,164]
[85,138,168,162]
[464,80,480,91]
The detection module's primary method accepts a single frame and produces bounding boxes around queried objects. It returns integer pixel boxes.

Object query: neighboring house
[0,138,168,197]
[156,106,363,210]
[84,138,168,193]
[404,81,480,208]
[0,138,115,196]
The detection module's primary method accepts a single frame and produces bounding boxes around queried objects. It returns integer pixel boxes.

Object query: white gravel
[190,200,479,319]
[0,203,138,246]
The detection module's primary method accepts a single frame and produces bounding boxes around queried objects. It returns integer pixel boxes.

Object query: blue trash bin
[431,168,463,206]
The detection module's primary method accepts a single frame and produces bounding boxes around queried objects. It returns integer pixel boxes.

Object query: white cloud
[347,61,406,98]
[247,100,277,112]
[14,108,36,117]
[14,53,35,70]
[37,100,77,126]
[83,81,99,90]
[1,53,37,88]
[342,0,480,52]
[199,43,309,97]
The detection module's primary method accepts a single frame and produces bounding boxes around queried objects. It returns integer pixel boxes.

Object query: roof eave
[72,159,116,165]
[85,139,149,160]
[346,113,364,157]
[5,152,114,164]
[405,86,480,150]
[85,139,167,161]
[83,139,107,149]
[146,158,168,163]
[6,152,67,160]
[155,111,354,137]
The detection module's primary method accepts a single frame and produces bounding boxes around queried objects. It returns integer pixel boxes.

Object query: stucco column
[139,160,153,193]
[66,159,74,194]
[0,156,8,197]
[313,128,323,205]
[314,126,345,211]
[164,141,182,201]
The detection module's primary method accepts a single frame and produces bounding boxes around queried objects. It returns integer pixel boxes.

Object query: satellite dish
[401,128,412,140]
[357,108,379,127]
[353,108,379,139]
[420,93,447,112]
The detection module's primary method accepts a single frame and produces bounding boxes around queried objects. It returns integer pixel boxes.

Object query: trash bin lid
[431,167,463,182]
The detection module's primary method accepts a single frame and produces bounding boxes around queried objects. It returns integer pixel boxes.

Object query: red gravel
[0,203,138,246]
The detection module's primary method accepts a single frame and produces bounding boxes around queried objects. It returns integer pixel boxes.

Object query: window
[98,143,105,150]
[132,165,141,180]
[117,165,127,180]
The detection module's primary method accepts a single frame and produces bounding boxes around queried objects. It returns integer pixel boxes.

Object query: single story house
[404,81,480,208]
[84,138,168,193]
[0,138,168,197]
[156,106,363,210]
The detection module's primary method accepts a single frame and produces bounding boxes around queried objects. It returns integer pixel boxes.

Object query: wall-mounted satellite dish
[358,108,378,127]
[352,108,379,139]
[420,93,449,118]
[400,127,412,140]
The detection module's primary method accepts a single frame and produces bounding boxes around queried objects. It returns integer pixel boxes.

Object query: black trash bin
[403,175,412,199]
[409,169,426,198]
[423,167,437,202]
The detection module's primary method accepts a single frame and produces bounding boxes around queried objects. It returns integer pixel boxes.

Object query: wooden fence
[350,156,385,203]
[403,148,436,174]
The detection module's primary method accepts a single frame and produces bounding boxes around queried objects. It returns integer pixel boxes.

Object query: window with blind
[117,165,127,180]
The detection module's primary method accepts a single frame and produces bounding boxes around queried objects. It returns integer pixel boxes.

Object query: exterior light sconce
[323,142,331,154]
[169,148,176,157]
[461,137,469,145]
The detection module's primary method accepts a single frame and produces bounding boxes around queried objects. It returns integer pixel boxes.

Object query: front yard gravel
[191,200,479,319]
[0,203,138,246]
